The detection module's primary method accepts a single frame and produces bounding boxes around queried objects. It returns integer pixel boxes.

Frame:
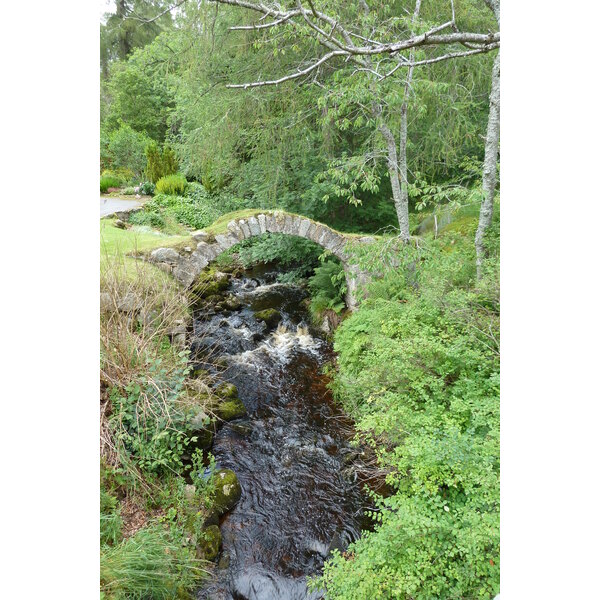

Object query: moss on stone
[216,397,247,421]
[215,382,238,399]
[191,268,230,299]
[196,524,222,561]
[254,308,281,329]
[213,469,242,515]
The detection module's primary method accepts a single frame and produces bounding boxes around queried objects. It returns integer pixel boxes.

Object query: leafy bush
[146,143,178,183]
[100,524,203,599]
[108,353,193,475]
[122,187,137,196]
[155,174,187,196]
[128,210,166,230]
[312,227,500,599]
[101,175,122,193]
[144,192,221,230]
[308,259,347,315]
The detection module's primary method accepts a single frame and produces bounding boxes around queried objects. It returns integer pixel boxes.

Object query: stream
[190,264,367,600]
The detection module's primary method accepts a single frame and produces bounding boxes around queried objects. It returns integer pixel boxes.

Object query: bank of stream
[190,264,368,600]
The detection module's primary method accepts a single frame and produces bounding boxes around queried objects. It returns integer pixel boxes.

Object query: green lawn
[100,218,192,283]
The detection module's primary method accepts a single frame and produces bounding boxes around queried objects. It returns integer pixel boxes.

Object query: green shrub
[146,143,178,183]
[100,524,203,599]
[155,174,187,196]
[308,259,347,315]
[122,187,137,196]
[128,210,166,230]
[101,175,122,193]
[312,228,500,599]
[145,192,220,230]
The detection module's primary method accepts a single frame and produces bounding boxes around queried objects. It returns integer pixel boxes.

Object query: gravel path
[100,196,145,217]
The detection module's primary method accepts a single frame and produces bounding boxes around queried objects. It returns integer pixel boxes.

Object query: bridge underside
[149,211,374,310]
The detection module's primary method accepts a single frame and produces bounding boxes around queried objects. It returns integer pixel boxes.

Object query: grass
[100,524,206,599]
[100,218,191,281]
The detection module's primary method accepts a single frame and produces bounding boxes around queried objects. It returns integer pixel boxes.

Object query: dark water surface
[191,266,366,600]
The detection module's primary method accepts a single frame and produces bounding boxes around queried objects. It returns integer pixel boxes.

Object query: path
[100,196,145,218]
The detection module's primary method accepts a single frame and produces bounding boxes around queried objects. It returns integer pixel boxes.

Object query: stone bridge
[149,211,376,309]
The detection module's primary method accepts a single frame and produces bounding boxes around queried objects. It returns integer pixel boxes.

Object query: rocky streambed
[188,264,367,600]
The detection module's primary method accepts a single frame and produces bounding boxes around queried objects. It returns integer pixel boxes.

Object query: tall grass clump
[101,175,123,193]
[155,173,187,196]
[100,525,204,599]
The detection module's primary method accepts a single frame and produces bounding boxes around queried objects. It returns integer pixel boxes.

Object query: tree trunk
[373,0,421,243]
[475,51,500,280]
[378,116,410,241]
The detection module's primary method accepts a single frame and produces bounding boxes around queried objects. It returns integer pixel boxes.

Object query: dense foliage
[312,217,500,598]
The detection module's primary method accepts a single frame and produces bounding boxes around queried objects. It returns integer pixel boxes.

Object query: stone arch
[150,211,373,310]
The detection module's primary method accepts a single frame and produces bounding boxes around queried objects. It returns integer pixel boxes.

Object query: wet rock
[196,524,222,561]
[327,531,348,556]
[217,551,230,570]
[213,469,242,515]
[254,308,281,329]
[229,422,252,437]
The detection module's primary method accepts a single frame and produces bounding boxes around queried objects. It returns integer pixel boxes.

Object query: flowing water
[191,265,366,600]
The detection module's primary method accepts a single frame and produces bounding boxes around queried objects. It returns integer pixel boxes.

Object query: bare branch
[229,14,297,30]
[225,50,346,88]
[381,43,499,79]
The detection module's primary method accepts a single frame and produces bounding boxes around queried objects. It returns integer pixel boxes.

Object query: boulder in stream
[196,524,222,561]
[213,469,242,515]
[254,308,282,329]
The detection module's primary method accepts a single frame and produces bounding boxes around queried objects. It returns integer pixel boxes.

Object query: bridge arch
[150,211,373,310]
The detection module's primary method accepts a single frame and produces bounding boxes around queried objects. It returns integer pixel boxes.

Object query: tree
[100,0,175,78]
[475,0,500,279]
[206,0,499,240]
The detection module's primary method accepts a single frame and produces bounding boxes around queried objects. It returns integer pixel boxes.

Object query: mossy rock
[216,397,247,421]
[196,524,222,561]
[215,382,238,399]
[254,308,281,329]
[190,366,210,380]
[192,269,230,299]
[184,407,215,451]
[223,296,242,311]
[213,469,242,515]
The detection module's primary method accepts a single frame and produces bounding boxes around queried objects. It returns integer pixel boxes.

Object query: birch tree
[475,0,500,278]
[206,0,499,240]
